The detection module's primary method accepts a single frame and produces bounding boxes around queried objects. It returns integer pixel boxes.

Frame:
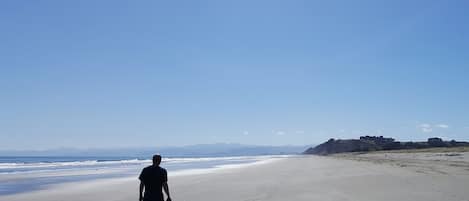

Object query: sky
[1,0,469,150]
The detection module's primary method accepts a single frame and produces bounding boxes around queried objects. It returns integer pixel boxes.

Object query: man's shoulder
[142,165,153,171]
[145,165,154,169]
[142,165,166,172]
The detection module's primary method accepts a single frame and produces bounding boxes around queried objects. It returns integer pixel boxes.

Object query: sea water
[0,155,289,195]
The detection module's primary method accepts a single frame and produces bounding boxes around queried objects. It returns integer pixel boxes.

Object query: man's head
[152,154,162,166]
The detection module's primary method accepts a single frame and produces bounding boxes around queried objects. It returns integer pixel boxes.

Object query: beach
[1,152,469,201]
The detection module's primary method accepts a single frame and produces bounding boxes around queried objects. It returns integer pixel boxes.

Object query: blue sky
[1,0,469,149]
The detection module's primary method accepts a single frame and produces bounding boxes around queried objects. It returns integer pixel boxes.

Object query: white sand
[1,153,469,201]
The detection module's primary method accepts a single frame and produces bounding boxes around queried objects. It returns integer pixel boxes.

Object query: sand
[1,152,469,201]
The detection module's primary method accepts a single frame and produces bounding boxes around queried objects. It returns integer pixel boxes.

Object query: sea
[0,155,290,196]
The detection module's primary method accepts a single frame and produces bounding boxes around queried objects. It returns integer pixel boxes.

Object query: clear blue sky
[1,0,468,150]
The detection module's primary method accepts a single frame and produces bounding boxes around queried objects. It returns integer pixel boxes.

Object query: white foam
[168,155,291,177]
[0,159,150,169]
[0,155,293,175]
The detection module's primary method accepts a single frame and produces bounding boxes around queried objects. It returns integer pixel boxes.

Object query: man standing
[139,155,172,201]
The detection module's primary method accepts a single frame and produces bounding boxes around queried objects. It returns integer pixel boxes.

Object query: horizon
[1,0,469,150]
[0,142,312,152]
[0,136,464,152]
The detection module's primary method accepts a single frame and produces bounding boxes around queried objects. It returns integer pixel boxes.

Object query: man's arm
[139,181,144,201]
[163,182,171,201]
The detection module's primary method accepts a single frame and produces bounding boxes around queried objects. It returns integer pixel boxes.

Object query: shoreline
[1,152,468,201]
[0,155,291,196]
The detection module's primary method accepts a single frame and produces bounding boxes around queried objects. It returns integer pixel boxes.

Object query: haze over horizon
[1,0,469,150]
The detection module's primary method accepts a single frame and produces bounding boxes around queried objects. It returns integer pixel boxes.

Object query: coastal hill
[303,136,469,155]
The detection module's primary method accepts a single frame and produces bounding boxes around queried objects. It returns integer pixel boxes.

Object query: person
[139,154,172,201]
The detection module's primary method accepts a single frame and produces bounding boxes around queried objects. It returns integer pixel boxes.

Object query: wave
[163,155,283,163]
[0,159,151,173]
[0,155,292,174]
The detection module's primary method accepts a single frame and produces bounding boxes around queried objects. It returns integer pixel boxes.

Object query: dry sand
[1,152,469,201]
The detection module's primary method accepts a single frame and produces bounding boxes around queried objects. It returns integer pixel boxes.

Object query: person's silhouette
[139,155,172,201]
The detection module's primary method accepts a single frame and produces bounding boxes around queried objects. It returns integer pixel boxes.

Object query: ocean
[0,155,289,195]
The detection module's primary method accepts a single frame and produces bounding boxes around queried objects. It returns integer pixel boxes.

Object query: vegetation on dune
[303,136,469,155]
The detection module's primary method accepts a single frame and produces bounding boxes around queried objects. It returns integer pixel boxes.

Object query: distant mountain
[303,136,469,155]
[0,143,311,157]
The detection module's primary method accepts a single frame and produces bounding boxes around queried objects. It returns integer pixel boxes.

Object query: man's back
[139,165,168,201]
